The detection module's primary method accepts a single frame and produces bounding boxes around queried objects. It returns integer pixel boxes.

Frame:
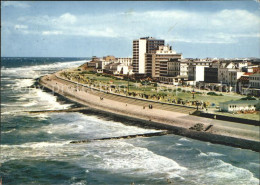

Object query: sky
[1,1,260,58]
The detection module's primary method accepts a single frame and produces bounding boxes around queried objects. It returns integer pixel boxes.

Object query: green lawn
[61,70,249,105]
[60,70,259,121]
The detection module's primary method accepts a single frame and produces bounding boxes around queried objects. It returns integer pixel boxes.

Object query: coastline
[38,71,260,152]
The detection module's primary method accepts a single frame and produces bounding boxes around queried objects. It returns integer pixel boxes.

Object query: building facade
[133,37,164,74]
[145,45,182,78]
[116,57,133,66]
[219,100,258,112]
[204,67,218,83]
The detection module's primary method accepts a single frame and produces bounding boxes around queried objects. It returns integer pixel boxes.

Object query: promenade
[39,72,260,151]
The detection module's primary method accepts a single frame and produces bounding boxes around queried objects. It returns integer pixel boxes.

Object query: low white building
[97,60,112,69]
[104,63,133,75]
[219,100,259,112]
[116,57,133,66]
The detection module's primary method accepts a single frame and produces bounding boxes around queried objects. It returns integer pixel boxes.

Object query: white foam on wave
[198,152,208,157]
[1,77,11,80]
[2,128,16,134]
[1,141,71,163]
[13,79,34,89]
[33,89,72,110]
[179,138,191,142]
[188,157,259,184]
[21,100,38,107]
[82,140,187,180]
[1,103,17,107]
[20,112,161,137]
[208,160,259,184]
[1,88,72,115]
[207,152,226,157]
[1,60,85,115]
[1,60,87,79]
[1,139,186,181]
[5,87,72,113]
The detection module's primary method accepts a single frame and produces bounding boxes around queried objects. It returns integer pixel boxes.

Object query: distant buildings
[82,36,260,96]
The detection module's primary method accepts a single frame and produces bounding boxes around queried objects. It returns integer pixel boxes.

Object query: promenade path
[40,73,259,143]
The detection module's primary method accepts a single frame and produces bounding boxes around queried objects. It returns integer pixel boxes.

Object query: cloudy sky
[1,1,260,58]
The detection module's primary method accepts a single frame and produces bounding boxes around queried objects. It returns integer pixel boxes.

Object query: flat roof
[220,100,259,105]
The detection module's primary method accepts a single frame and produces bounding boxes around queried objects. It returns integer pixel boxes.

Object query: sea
[1,57,259,185]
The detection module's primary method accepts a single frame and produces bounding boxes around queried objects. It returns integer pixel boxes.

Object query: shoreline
[38,72,260,152]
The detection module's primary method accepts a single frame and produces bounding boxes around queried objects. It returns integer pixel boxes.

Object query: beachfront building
[104,63,133,75]
[87,61,98,68]
[237,73,251,94]
[133,37,164,74]
[242,73,260,96]
[219,100,259,112]
[242,65,260,73]
[145,45,182,78]
[218,68,245,90]
[103,55,116,62]
[188,65,209,82]
[204,62,219,83]
[97,60,111,69]
[217,61,247,92]
[167,58,189,78]
[115,57,133,66]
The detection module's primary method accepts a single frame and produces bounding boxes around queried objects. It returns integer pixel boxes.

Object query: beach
[39,71,260,152]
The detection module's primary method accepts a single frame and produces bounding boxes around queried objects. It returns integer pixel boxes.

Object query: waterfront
[1,58,259,184]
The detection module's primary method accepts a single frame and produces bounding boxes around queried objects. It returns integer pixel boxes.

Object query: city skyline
[1,1,260,58]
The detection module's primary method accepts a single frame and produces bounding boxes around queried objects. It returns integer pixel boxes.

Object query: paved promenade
[39,73,260,150]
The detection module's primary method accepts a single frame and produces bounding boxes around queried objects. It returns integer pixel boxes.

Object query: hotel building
[133,37,164,74]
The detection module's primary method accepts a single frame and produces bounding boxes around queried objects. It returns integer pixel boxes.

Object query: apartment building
[145,45,182,78]
[168,58,189,78]
[218,62,246,86]
[204,61,219,83]
[133,37,164,74]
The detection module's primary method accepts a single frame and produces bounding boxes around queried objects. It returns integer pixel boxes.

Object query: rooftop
[220,100,259,105]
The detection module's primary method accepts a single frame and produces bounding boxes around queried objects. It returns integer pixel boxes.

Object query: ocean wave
[17,113,160,137]
[14,88,72,110]
[2,128,16,134]
[179,138,191,142]
[188,157,259,184]
[81,140,187,180]
[1,139,187,182]
[1,60,87,79]
[207,152,226,157]
[13,78,35,89]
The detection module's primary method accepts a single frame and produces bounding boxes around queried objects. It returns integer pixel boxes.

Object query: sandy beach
[39,72,260,151]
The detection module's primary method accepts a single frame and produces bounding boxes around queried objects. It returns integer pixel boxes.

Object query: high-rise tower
[133,37,164,74]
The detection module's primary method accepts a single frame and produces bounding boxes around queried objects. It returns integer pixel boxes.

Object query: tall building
[133,37,164,74]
